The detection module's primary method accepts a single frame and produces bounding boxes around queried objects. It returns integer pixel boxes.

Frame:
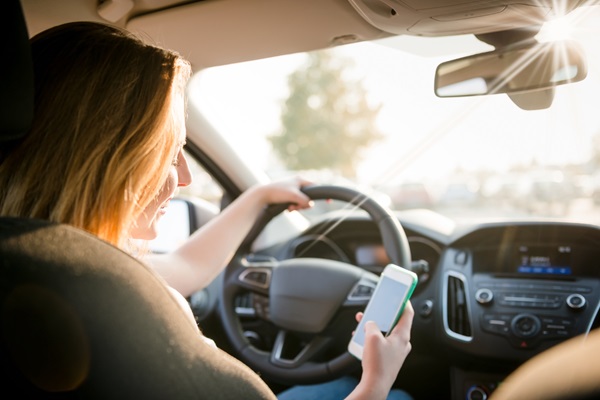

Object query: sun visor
[346,0,580,36]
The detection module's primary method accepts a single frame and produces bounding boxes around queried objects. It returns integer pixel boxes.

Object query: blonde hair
[0,22,192,248]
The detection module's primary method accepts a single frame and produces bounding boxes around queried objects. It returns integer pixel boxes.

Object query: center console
[440,225,600,400]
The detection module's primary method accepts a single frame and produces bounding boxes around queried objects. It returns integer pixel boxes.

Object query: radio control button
[511,314,541,338]
[566,294,586,310]
[466,385,488,400]
[475,288,493,305]
[482,314,511,335]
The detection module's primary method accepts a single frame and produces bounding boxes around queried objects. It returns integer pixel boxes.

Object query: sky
[187,6,600,187]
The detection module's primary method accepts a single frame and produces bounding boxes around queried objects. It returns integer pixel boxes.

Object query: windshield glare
[188,6,600,224]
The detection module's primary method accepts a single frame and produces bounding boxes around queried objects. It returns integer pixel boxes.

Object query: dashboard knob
[566,293,586,310]
[466,385,488,400]
[510,313,541,338]
[419,299,434,318]
[475,288,494,305]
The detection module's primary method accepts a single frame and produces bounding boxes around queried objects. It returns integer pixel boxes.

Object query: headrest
[0,0,34,143]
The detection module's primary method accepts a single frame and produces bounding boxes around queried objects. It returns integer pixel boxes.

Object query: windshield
[188,6,600,225]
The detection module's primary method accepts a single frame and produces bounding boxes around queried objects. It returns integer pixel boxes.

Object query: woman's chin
[130,224,159,241]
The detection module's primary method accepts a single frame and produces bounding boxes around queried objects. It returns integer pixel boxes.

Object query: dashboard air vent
[445,272,472,341]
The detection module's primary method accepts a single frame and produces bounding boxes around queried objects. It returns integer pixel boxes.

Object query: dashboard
[270,210,600,399]
[441,222,600,398]
[180,196,600,400]
[286,213,443,290]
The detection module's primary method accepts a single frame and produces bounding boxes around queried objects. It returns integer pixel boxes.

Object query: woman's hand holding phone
[347,302,415,400]
[348,264,417,360]
[346,263,417,399]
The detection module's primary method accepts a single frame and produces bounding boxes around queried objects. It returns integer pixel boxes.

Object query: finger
[296,176,315,188]
[389,301,414,336]
[364,320,378,334]
[355,311,364,322]
[287,199,313,211]
[351,312,364,336]
[364,320,384,340]
[287,184,313,208]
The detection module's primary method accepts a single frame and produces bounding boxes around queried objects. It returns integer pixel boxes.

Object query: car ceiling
[22,0,587,72]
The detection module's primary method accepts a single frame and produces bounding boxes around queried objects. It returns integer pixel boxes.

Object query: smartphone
[348,263,418,360]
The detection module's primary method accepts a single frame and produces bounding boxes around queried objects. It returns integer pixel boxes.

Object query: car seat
[0,1,274,398]
[490,327,600,400]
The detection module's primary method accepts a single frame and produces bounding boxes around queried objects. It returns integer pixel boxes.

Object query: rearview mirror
[434,40,587,97]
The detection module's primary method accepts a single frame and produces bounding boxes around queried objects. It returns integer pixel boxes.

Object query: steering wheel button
[239,268,271,289]
[357,285,373,296]
[249,272,266,284]
[349,281,377,300]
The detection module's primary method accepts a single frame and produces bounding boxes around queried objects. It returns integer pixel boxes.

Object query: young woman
[0,21,413,400]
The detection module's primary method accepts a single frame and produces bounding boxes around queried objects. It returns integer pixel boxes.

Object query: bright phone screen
[353,276,409,346]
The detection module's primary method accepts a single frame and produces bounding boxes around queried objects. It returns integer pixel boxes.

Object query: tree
[268,50,382,179]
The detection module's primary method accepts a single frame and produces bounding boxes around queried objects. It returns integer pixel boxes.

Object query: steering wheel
[219,184,412,385]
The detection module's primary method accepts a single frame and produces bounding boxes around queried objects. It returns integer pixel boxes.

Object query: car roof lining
[126,0,389,71]
[23,0,584,73]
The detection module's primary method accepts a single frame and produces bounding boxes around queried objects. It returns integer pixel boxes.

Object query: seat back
[0,218,274,398]
[490,328,600,400]
[0,1,274,398]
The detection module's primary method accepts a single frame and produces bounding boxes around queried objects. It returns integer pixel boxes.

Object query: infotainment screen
[514,245,572,276]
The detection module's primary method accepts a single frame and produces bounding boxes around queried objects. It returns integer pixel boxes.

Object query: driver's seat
[0,1,274,398]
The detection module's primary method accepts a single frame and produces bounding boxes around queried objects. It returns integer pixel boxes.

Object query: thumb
[364,320,382,337]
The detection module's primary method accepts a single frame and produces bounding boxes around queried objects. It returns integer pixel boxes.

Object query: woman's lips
[158,198,171,215]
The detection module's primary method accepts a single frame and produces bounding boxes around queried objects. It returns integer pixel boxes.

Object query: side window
[149,150,223,253]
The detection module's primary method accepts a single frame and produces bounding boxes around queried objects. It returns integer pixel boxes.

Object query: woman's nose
[177,152,192,187]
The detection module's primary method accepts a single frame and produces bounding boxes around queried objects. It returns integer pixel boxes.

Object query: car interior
[3,0,600,399]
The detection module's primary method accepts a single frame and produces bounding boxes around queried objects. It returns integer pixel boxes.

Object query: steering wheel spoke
[227,256,277,295]
[342,275,379,307]
[271,330,332,368]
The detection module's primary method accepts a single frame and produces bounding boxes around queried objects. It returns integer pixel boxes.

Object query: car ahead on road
[7,0,600,399]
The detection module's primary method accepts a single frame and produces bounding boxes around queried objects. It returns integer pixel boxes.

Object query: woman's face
[130,147,192,240]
